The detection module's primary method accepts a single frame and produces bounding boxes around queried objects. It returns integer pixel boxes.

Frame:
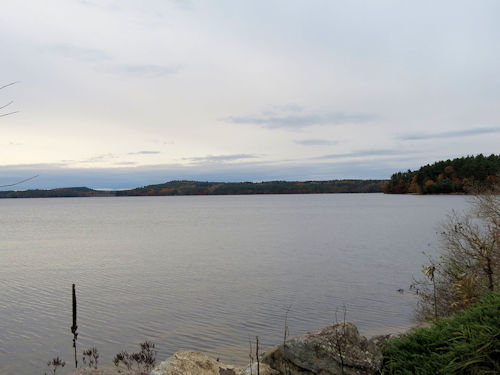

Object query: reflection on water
[0,194,468,374]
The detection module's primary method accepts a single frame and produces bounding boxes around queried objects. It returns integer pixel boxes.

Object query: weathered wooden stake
[71,284,78,368]
[256,336,260,375]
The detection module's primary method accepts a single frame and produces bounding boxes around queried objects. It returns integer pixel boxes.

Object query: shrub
[82,347,99,369]
[412,185,499,321]
[113,340,157,374]
[44,357,65,375]
[382,291,500,374]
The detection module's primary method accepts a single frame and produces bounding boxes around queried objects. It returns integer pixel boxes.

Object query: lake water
[0,194,468,374]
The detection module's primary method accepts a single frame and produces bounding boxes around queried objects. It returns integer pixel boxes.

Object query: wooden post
[71,284,78,368]
[256,336,260,375]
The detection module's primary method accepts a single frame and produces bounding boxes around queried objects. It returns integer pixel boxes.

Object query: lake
[0,194,468,374]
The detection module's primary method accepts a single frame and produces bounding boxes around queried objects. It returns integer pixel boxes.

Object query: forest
[116,179,383,196]
[3,154,499,198]
[383,154,500,194]
[0,187,113,198]
[0,180,383,198]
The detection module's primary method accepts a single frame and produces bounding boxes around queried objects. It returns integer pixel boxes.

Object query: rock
[262,322,382,375]
[66,367,140,375]
[238,362,280,375]
[368,333,403,351]
[151,350,278,375]
[151,351,227,375]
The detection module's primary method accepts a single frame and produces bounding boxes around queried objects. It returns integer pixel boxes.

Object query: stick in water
[256,336,260,375]
[71,284,78,368]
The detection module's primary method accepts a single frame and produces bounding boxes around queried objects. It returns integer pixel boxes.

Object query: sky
[1,0,499,190]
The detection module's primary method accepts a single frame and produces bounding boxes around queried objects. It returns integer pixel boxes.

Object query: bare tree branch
[0,175,39,188]
[0,81,20,90]
[1,81,34,188]
[1,82,20,117]
[0,101,13,111]
[0,111,19,118]
[412,184,500,320]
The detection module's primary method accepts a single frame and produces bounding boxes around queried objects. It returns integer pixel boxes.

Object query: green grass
[382,291,500,374]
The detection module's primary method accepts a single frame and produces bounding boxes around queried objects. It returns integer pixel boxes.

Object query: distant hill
[5,154,499,198]
[0,187,113,198]
[116,180,384,196]
[0,180,384,198]
[383,154,500,194]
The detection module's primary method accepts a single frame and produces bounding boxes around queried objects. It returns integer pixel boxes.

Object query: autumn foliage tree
[384,154,500,194]
[412,183,500,321]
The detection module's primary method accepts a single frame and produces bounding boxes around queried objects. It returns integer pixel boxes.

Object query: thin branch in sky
[0,81,20,90]
[0,111,19,117]
[0,101,13,111]
[0,175,39,188]
[1,82,20,117]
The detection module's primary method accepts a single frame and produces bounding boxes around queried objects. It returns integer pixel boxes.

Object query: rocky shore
[68,321,400,375]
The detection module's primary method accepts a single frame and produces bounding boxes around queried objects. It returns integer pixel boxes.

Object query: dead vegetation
[411,184,499,320]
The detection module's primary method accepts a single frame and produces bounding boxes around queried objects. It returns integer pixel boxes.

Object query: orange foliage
[159,188,175,195]
[408,175,422,194]
[444,165,455,176]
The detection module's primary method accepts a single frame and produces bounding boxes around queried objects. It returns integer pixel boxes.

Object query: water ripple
[0,194,468,375]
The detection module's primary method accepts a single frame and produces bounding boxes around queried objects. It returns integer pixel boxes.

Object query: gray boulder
[262,322,382,375]
[151,351,278,375]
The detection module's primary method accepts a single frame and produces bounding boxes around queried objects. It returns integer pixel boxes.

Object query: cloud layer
[400,127,500,140]
[182,154,259,164]
[295,139,338,146]
[316,149,413,160]
[225,112,376,129]
[1,1,499,187]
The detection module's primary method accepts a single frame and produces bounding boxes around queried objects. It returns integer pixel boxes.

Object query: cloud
[0,158,404,191]
[78,0,192,13]
[224,111,375,129]
[316,149,412,160]
[0,163,68,169]
[77,153,118,164]
[69,151,159,165]
[111,64,180,77]
[182,154,259,164]
[399,127,500,140]
[295,139,338,146]
[128,150,161,155]
[44,44,110,62]
[168,0,194,10]
[77,0,119,10]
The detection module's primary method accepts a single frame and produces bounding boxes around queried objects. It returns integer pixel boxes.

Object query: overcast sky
[1,0,499,189]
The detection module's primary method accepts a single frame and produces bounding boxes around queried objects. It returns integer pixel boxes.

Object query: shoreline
[62,322,418,375]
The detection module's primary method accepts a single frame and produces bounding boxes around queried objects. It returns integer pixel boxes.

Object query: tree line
[0,180,384,198]
[383,154,500,194]
[116,179,383,196]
